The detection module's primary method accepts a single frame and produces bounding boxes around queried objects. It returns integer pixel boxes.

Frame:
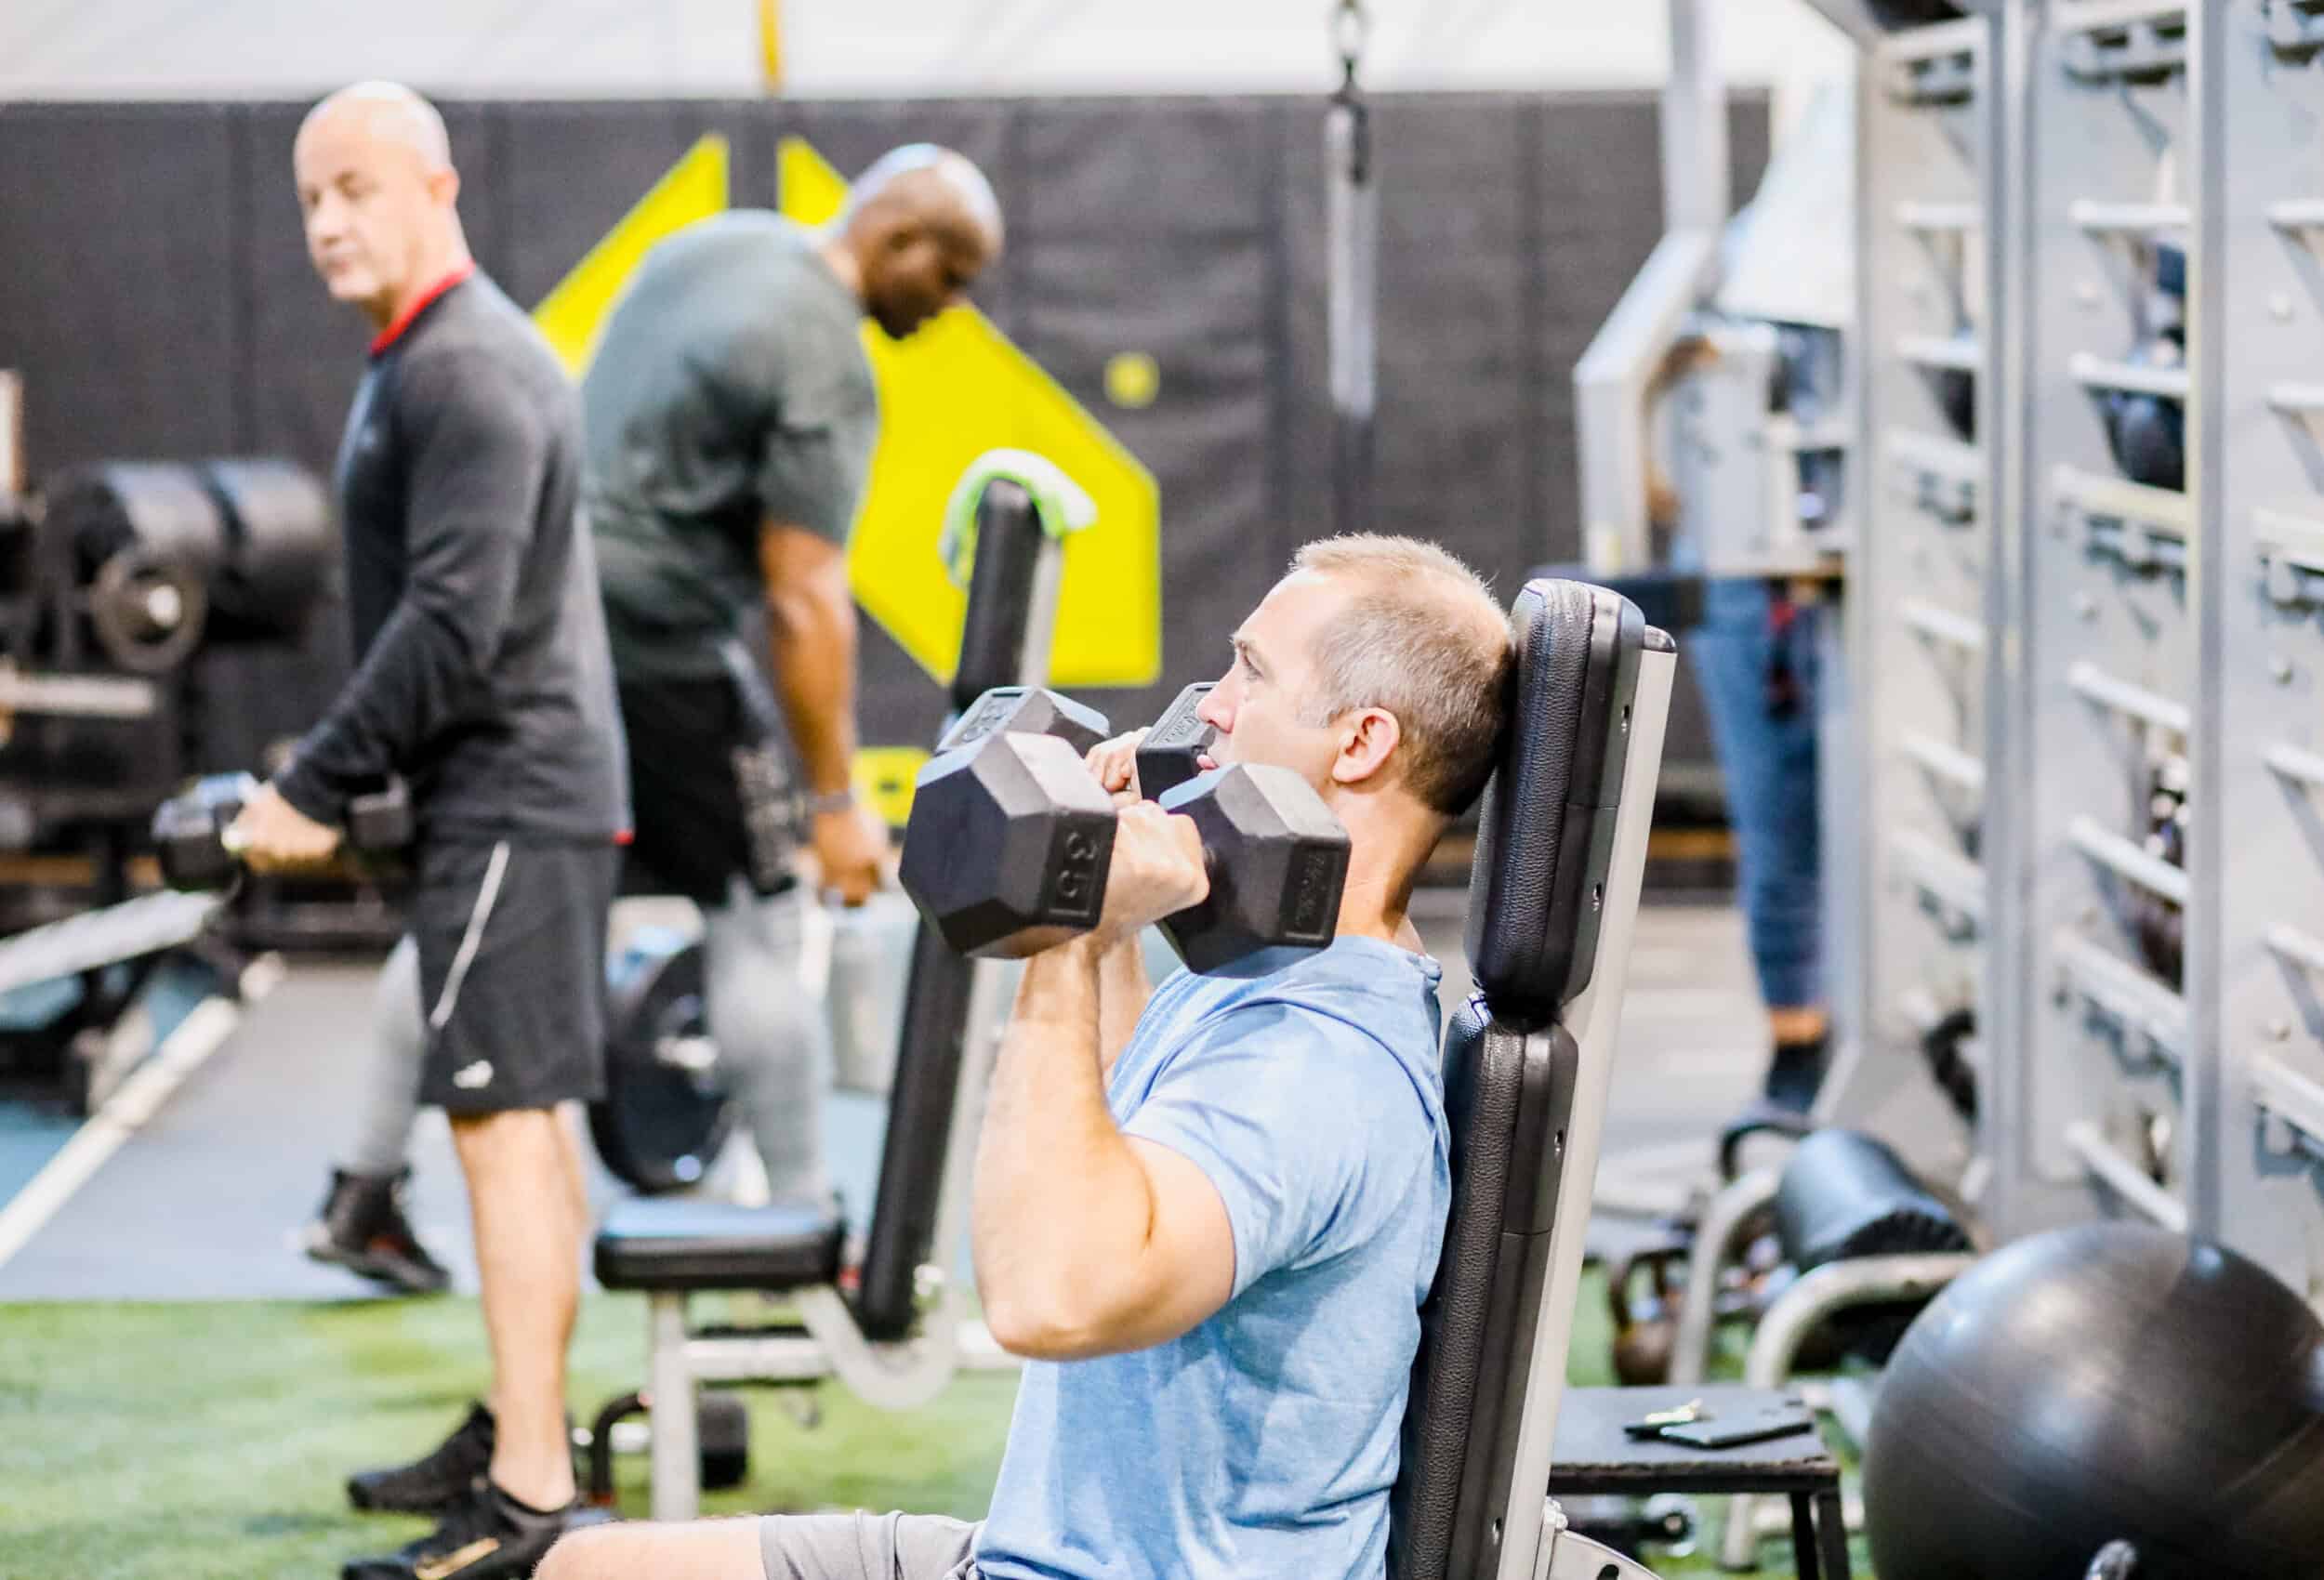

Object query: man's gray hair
[1291,534,1514,816]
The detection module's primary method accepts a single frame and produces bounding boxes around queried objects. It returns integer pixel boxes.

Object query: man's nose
[1195,681,1234,734]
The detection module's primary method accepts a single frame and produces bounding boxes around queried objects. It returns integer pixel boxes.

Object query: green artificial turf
[0,1293,1014,1579]
[0,1273,1869,1579]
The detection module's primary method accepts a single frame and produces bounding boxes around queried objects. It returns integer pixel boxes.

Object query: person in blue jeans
[1689,574,1829,1113]
[1644,328,1833,1120]
[537,534,1516,1580]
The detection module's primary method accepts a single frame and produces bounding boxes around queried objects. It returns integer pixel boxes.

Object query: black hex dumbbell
[902,686,1350,969]
[1153,765,1348,973]
[1135,681,1216,802]
[152,772,414,890]
[900,689,1118,959]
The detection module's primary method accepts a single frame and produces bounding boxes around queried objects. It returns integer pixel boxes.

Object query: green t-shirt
[582,211,878,678]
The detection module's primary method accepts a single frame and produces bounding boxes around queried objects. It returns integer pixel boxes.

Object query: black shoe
[304,1167,453,1297]
[341,1478,597,1580]
[348,1402,495,1514]
[1761,1033,1830,1114]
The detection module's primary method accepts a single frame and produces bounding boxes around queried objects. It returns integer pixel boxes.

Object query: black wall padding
[0,107,243,469]
[0,92,1767,785]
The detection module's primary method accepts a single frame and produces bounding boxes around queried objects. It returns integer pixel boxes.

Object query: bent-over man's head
[830,144,1004,341]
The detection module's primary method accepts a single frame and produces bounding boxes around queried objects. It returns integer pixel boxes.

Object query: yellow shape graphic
[780,138,1162,691]
[852,744,931,828]
[532,136,731,377]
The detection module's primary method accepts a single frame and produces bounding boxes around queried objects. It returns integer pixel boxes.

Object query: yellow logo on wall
[527,133,1162,696]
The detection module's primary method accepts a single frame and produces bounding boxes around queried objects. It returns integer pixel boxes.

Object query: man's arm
[759,521,888,902]
[273,353,543,824]
[972,935,1235,1362]
[1095,932,1151,1078]
[759,521,860,797]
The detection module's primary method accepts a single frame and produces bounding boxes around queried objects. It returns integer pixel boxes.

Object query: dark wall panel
[0,90,1771,789]
[1013,99,1280,727]
[498,100,770,309]
[1373,97,1538,598]
[0,105,241,472]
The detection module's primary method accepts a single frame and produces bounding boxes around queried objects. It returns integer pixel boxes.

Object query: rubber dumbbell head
[346,778,414,853]
[1136,682,1217,802]
[151,772,257,890]
[1157,765,1350,974]
[902,731,1118,958]
[936,686,1108,758]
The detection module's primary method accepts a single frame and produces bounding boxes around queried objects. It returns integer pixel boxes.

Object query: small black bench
[1551,1385,1851,1580]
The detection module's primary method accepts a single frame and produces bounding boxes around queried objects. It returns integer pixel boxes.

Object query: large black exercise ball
[1863,1222,2324,1580]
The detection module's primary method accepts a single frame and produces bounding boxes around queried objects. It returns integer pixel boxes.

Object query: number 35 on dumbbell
[899,685,1350,973]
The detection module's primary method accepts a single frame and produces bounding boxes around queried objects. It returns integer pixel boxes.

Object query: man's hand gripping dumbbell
[898,684,1350,973]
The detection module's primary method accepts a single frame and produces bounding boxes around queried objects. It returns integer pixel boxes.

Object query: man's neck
[1330,803,1439,950]
[365,242,473,333]
[815,235,867,307]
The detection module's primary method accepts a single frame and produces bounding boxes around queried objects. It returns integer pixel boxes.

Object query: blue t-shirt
[975,936,1452,1580]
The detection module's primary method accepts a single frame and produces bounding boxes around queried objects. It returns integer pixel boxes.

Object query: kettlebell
[2104,243,2185,492]
[2103,336,2185,492]
[1607,1244,1687,1387]
[2131,753,2187,988]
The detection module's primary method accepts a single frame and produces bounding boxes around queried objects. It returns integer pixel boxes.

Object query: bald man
[249,82,626,1580]
[573,147,1002,1211]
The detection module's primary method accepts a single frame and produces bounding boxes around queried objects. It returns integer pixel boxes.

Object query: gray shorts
[758,1512,982,1580]
[412,836,618,1113]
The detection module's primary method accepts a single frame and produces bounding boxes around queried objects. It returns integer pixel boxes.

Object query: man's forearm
[276,600,474,823]
[766,582,860,797]
[973,938,1155,1347]
[1097,933,1152,1076]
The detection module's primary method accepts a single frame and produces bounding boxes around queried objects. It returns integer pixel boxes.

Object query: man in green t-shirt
[306,149,1003,1315]
[580,146,1002,1209]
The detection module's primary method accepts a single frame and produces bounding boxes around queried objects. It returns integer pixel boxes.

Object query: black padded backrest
[1463,579,1644,1025]
[1390,578,1652,1580]
[1389,1001,1580,1580]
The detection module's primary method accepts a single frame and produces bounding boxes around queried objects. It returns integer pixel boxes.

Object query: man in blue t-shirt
[540,535,1517,1580]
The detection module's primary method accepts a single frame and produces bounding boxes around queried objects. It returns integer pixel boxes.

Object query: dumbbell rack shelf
[2053,928,2187,1064]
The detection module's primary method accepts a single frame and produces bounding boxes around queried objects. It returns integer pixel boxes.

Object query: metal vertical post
[1981,0,2037,1236]
[1327,0,1377,541]
[1663,0,1730,236]
[2183,0,2227,1244]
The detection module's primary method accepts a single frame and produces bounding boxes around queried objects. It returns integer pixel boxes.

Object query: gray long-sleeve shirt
[276,271,628,844]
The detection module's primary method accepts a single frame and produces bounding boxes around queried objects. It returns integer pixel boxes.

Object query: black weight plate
[588,930,734,1194]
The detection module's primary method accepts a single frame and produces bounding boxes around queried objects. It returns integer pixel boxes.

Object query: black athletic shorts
[618,655,800,906]
[414,836,620,1114]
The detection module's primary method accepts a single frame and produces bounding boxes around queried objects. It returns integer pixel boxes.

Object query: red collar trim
[369,264,475,357]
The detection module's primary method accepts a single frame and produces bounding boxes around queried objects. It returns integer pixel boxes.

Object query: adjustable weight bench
[595,575,1801,1580]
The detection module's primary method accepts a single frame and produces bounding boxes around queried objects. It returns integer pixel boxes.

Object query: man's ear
[428,166,460,209]
[1331,707,1401,786]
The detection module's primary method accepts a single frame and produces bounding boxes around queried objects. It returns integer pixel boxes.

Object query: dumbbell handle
[216,778,410,853]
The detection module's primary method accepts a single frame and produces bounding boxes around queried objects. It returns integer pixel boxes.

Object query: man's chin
[323,272,381,308]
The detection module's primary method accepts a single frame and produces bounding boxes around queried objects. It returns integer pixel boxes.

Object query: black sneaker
[341,1478,599,1580]
[348,1402,495,1514]
[303,1167,453,1297]
[1761,1033,1831,1114]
